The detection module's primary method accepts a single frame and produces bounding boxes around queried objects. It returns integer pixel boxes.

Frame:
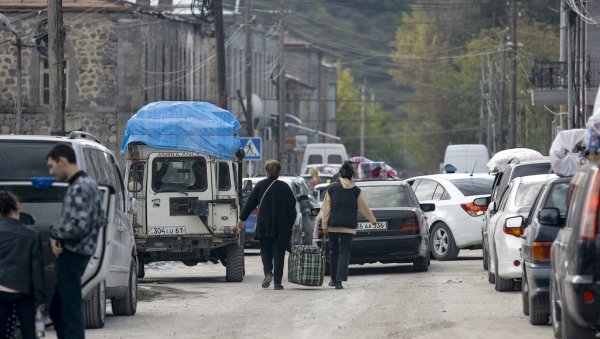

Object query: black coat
[240,178,297,251]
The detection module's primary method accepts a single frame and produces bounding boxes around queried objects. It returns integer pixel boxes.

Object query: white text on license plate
[357,221,387,231]
[149,226,186,235]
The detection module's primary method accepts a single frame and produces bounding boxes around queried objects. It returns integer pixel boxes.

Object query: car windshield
[514,182,545,210]
[0,140,59,179]
[152,157,207,192]
[449,177,494,196]
[359,185,412,208]
[544,182,569,217]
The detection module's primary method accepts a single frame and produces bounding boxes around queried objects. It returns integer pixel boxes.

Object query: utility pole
[244,0,253,137]
[48,0,65,136]
[498,46,506,150]
[508,0,517,148]
[16,37,21,134]
[214,0,228,109]
[360,83,365,156]
[277,0,286,165]
[480,58,485,145]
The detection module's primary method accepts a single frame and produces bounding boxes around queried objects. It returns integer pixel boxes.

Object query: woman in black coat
[0,191,46,339]
[237,160,297,290]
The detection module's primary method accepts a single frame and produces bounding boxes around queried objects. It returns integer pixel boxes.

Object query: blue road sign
[240,137,262,161]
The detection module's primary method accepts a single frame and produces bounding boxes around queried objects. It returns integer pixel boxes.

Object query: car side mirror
[473,196,491,207]
[310,208,321,217]
[538,207,562,227]
[19,212,35,225]
[504,215,524,237]
[127,197,138,215]
[420,203,436,212]
[488,201,497,213]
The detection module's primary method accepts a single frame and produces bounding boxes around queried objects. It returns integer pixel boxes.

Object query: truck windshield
[152,157,207,192]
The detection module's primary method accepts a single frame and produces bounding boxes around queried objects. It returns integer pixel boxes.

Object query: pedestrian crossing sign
[240,137,262,161]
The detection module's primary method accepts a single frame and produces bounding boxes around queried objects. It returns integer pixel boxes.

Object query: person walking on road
[321,161,376,289]
[46,144,105,339]
[0,191,46,339]
[237,160,297,290]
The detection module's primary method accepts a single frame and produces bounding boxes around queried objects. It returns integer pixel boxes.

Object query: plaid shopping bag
[288,245,325,286]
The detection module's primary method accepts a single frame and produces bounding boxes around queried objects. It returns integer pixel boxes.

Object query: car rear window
[515,182,545,210]
[0,184,67,226]
[512,163,551,179]
[359,185,413,208]
[0,140,60,179]
[449,177,494,196]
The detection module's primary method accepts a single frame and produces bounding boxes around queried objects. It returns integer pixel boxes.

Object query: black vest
[327,182,361,228]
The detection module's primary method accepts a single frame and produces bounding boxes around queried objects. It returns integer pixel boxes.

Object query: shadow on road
[141,276,226,284]
[348,263,416,276]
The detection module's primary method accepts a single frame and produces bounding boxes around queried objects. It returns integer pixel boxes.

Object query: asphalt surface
[45,250,553,339]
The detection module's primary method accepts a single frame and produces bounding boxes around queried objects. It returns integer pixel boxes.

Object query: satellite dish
[251,94,264,120]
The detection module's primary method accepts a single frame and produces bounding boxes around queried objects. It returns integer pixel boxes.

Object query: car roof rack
[67,131,102,144]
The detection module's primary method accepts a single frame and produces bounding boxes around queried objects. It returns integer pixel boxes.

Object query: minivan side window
[218,162,231,191]
[307,154,322,165]
[328,154,343,164]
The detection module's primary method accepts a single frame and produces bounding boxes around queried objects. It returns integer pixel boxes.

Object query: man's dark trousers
[50,250,91,339]
[259,237,286,284]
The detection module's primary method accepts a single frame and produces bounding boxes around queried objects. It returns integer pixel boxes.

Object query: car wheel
[522,275,530,316]
[137,258,145,279]
[84,280,106,329]
[430,223,459,261]
[561,298,594,339]
[413,254,428,272]
[482,236,489,270]
[112,257,138,316]
[550,278,562,338]
[494,253,514,292]
[225,244,244,282]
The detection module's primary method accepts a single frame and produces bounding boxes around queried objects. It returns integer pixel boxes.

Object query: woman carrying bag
[321,162,376,289]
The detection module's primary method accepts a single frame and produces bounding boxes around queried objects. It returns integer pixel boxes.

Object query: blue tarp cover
[121,101,242,160]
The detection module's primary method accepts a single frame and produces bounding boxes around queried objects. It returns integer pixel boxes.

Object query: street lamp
[0,13,22,134]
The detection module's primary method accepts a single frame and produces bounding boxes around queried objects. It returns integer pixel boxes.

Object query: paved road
[46,250,552,339]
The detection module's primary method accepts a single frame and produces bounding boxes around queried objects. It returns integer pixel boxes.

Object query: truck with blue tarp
[121,101,245,282]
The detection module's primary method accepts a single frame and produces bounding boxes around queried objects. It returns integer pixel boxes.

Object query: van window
[0,140,60,179]
[307,154,322,165]
[218,162,231,191]
[327,154,343,164]
[152,157,207,192]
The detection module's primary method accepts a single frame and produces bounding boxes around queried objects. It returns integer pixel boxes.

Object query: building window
[40,58,68,106]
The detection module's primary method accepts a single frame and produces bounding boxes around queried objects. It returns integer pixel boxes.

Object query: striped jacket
[50,171,106,256]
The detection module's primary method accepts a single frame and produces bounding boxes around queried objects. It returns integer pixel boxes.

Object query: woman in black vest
[321,162,376,289]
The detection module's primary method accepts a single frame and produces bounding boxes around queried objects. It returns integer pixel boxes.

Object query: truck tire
[112,258,138,316]
[225,244,244,282]
[84,280,106,329]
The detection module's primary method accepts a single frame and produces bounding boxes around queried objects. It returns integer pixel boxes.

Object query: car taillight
[531,242,552,260]
[503,222,523,237]
[580,170,600,242]
[400,211,420,232]
[460,203,487,217]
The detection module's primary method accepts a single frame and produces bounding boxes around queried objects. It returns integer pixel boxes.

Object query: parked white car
[486,174,553,291]
[405,173,494,260]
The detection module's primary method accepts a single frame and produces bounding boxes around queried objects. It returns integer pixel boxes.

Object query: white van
[442,144,489,174]
[300,143,348,174]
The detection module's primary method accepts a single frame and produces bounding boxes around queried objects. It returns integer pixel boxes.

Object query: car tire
[482,237,489,270]
[430,223,459,261]
[137,258,145,279]
[550,278,562,338]
[522,276,530,316]
[84,280,106,329]
[413,254,429,272]
[112,257,138,316]
[225,244,244,282]
[494,254,514,292]
[561,299,594,339]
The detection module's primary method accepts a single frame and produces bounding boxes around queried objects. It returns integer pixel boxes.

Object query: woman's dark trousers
[259,237,286,284]
[329,232,354,282]
[0,292,36,339]
[50,250,91,339]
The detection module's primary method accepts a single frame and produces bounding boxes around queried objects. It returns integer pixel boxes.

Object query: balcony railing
[530,60,567,90]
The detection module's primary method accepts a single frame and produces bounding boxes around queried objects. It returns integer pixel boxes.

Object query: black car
[315,180,434,272]
[550,164,600,338]
[518,176,570,325]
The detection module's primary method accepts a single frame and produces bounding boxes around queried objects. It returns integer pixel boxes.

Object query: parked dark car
[483,160,552,270]
[550,164,600,338]
[314,180,434,272]
[517,176,570,325]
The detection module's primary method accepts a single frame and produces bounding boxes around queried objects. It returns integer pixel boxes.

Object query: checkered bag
[288,244,325,286]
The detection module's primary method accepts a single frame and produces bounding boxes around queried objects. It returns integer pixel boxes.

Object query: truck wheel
[84,280,106,329]
[112,258,138,316]
[225,244,244,282]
